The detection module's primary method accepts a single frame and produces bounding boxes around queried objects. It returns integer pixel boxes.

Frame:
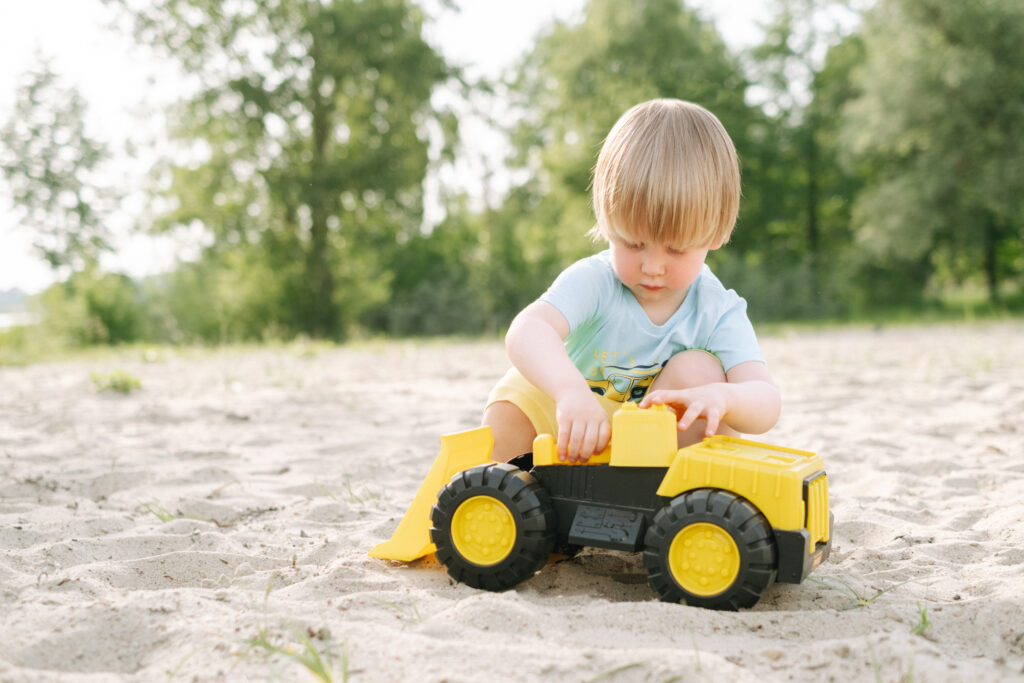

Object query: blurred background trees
[2,0,1022,346]
[844,0,1024,307]
[0,57,146,344]
[100,0,456,341]
[1,57,115,274]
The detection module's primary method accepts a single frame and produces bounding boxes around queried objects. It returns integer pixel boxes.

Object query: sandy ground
[1,322,1023,682]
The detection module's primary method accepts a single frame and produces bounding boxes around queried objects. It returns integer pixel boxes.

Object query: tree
[0,56,114,274]
[747,0,866,315]
[844,0,1024,304]
[499,0,756,309]
[104,0,456,338]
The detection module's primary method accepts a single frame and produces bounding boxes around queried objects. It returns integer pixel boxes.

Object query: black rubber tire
[430,463,556,591]
[643,489,777,610]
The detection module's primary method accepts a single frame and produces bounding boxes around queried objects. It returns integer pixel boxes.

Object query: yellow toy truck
[370,403,831,610]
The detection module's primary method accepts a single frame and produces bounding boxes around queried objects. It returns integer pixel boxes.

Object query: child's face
[607,234,710,311]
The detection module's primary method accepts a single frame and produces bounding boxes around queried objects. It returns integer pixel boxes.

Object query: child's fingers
[557,412,611,462]
[556,424,569,461]
[641,390,690,414]
[703,407,723,436]
[573,428,589,464]
[596,419,611,453]
[584,422,599,461]
[565,421,586,462]
[587,417,613,460]
[577,423,597,463]
[640,389,674,408]
[560,418,608,462]
[678,401,706,432]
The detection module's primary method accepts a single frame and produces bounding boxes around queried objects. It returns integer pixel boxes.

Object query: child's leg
[484,368,559,463]
[649,349,739,447]
[482,401,537,463]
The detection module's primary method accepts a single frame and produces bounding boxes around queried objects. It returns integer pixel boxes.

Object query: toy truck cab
[370,404,832,610]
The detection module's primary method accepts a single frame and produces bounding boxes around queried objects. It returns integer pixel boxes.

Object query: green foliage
[104,0,457,339]
[154,247,304,343]
[0,325,39,366]
[0,56,115,272]
[37,269,148,345]
[369,208,490,335]
[844,0,1024,303]
[91,369,142,394]
[708,249,850,320]
[369,193,560,336]
[739,2,868,316]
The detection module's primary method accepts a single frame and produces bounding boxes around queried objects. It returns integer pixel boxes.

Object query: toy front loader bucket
[368,425,494,562]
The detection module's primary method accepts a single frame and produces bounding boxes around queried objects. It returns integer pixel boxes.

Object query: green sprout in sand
[910,601,932,636]
[246,627,347,683]
[91,369,142,394]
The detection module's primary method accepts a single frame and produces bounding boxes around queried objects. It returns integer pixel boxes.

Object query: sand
[1,322,1022,682]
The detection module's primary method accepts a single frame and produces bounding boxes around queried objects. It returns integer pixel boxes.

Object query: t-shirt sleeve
[538,256,615,332]
[705,293,766,372]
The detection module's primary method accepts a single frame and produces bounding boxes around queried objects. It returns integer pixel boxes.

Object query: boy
[484,99,780,463]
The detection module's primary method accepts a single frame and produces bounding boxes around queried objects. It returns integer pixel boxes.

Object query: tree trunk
[804,117,821,303]
[983,212,999,305]
[305,27,338,339]
[307,206,336,337]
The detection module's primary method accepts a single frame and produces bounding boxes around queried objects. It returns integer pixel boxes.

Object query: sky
[0,0,769,295]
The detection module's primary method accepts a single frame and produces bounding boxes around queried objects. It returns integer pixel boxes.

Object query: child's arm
[505,301,610,462]
[640,361,780,437]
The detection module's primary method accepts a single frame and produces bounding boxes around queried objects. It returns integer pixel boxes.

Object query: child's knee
[655,349,726,390]
[482,400,537,463]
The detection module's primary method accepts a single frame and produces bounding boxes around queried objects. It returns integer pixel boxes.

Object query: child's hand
[641,385,730,437]
[554,390,611,463]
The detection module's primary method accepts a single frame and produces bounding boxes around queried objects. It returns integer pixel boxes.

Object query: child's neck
[636,287,689,326]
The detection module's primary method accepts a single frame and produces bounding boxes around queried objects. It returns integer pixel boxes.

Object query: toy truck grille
[804,471,830,552]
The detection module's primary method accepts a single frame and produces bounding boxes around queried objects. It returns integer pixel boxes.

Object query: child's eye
[625,241,643,250]
[667,247,687,256]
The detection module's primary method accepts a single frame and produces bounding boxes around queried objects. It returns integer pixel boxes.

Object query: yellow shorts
[486,367,624,438]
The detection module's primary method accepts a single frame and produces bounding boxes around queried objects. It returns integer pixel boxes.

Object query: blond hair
[591,99,740,249]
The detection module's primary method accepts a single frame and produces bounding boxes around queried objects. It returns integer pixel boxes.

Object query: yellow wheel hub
[450,495,517,566]
[668,522,740,596]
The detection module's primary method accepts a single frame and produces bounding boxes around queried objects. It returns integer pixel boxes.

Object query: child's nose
[641,252,665,275]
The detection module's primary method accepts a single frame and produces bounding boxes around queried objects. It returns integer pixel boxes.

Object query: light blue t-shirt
[538,250,765,404]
